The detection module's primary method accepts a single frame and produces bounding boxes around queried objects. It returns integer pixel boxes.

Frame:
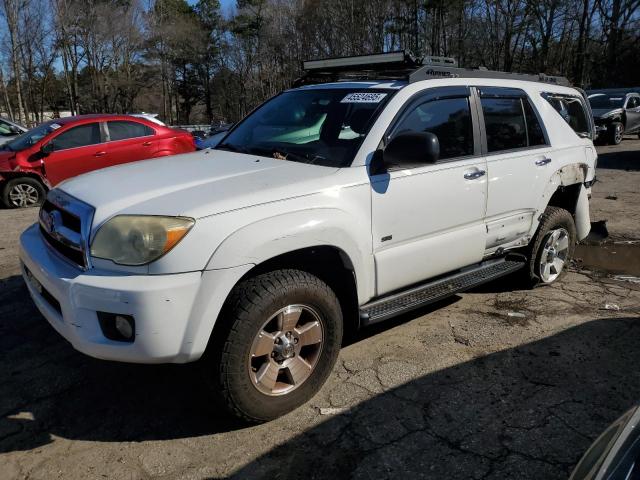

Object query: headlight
[90,215,195,266]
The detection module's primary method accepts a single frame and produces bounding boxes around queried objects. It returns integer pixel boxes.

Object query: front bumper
[19,223,236,364]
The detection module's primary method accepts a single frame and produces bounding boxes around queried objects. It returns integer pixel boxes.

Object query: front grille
[39,224,86,267]
[41,200,81,231]
[38,190,95,270]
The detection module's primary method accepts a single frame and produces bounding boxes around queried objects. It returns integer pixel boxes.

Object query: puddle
[574,243,640,277]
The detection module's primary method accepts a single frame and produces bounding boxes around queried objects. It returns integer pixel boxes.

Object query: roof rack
[294,51,570,87]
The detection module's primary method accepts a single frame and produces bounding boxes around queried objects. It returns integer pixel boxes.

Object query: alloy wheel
[8,183,40,207]
[248,304,324,396]
[539,227,570,283]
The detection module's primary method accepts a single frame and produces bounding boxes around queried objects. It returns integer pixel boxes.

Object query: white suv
[20,53,597,422]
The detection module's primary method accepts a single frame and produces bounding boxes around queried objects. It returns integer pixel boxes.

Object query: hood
[592,107,623,119]
[58,150,340,225]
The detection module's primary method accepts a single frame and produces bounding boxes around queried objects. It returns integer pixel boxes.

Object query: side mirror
[383,131,440,167]
[9,125,22,134]
[40,143,53,156]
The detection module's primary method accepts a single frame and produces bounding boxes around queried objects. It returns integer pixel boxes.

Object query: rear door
[104,120,157,165]
[42,122,106,185]
[370,87,488,295]
[479,87,551,251]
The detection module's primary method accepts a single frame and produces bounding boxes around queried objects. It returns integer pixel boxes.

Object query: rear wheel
[521,206,576,287]
[2,177,46,208]
[205,269,343,423]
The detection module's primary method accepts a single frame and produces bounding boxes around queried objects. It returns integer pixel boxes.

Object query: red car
[0,114,196,208]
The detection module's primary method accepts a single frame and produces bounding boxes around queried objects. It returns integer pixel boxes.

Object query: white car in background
[0,117,27,145]
[20,52,597,423]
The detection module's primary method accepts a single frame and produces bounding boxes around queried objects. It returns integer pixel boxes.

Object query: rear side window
[481,95,547,152]
[543,94,590,138]
[392,97,474,161]
[523,100,546,146]
[51,123,101,151]
[481,98,527,152]
[107,121,154,141]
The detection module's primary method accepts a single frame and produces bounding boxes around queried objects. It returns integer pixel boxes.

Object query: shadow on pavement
[2,273,640,480]
[228,317,640,479]
[596,148,640,171]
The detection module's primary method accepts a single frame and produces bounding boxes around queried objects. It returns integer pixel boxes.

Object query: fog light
[115,315,134,339]
[97,312,135,342]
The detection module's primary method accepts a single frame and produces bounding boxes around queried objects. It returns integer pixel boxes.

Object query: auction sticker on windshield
[341,93,387,103]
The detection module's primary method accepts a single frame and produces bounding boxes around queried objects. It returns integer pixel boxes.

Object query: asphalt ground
[1,139,639,479]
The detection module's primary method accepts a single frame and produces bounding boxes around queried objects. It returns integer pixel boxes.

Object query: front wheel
[607,122,624,145]
[2,177,46,208]
[205,269,343,423]
[522,206,576,287]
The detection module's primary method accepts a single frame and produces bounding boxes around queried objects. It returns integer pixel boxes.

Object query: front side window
[627,97,639,109]
[391,97,473,161]
[3,122,56,151]
[108,121,154,141]
[51,123,101,151]
[481,97,527,152]
[544,94,590,138]
[216,88,394,167]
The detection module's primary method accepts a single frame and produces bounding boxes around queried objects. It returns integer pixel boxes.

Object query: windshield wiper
[272,148,318,164]
[216,142,248,154]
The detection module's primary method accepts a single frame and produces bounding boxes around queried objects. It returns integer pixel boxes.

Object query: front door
[625,95,640,133]
[370,89,487,296]
[42,122,107,185]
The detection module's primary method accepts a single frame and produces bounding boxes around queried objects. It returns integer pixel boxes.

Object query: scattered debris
[318,407,349,415]
[603,303,621,311]
[507,311,526,318]
[605,195,618,200]
[613,275,640,284]
[453,333,471,346]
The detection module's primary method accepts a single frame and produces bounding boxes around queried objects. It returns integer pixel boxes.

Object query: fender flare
[205,208,374,303]
[533,163,591,240]
[0,169,50,189]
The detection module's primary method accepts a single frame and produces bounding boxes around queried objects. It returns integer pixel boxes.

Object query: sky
[186,0,236,17]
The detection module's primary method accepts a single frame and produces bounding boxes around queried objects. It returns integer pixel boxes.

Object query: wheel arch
[534,163,591,240]
[227,246,361,338]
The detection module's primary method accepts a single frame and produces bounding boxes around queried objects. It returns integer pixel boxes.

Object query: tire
[204,269,343,423]
[521,206,576,288]
[607,122,624,145]
[1,177,46,208]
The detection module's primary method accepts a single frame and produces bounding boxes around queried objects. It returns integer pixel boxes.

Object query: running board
[359,256,526,326]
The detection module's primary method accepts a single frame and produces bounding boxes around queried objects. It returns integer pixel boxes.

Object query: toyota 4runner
[20,52,597,422]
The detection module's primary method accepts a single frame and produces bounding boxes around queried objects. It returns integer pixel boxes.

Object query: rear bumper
[19,223,250,363]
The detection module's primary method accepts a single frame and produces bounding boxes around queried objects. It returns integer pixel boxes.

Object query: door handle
[142,141,152,147]
[94,151,107,157]
[535,157,552,166]
[464,169,486,180]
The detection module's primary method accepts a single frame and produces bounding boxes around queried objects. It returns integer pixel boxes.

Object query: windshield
[588,94,625,109]
[215,88,394,167]
[3,122,57,151]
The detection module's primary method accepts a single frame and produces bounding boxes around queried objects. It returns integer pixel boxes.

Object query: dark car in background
[587,89,640,145]
[570,405,640,480]
[0,114,195,208]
